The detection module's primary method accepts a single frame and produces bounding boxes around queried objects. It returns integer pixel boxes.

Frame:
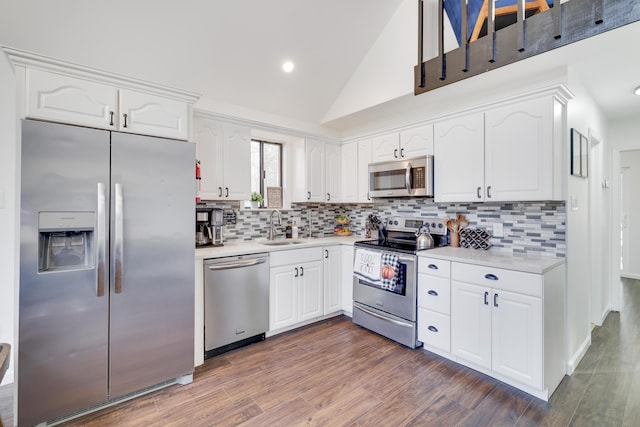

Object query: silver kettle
[415,226,434,250]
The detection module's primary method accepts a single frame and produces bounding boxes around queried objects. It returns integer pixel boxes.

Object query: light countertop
[418,247,565,274]
[195,235,361,260]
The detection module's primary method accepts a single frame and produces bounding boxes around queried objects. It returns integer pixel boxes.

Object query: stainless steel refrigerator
[19,119,195,426]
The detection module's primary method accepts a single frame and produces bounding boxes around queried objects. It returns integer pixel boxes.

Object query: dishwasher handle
[207,257,267,271]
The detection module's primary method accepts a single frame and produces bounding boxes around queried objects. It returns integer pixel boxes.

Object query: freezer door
[19,120,110,426]
[109,132,195,399]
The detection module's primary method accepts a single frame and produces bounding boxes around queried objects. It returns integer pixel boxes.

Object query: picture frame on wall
[571,128,589,178]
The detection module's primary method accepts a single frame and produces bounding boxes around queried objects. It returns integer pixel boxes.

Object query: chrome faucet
[268,210,282,240]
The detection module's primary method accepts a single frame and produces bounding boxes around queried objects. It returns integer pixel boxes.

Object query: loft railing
[415,0,639,95]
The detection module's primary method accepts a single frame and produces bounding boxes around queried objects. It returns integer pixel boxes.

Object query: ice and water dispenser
[38,212,95,272]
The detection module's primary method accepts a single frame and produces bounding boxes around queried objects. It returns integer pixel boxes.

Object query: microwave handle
[405,162,413,194]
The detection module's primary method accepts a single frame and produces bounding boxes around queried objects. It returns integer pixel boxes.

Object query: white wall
[0,51,17,386]
[565,67,608,372]
[620,150,640,278]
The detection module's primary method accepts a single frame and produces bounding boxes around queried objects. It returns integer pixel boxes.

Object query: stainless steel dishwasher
[204,253,269,358]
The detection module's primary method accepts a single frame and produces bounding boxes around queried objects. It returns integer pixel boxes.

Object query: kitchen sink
[258,240,305,246]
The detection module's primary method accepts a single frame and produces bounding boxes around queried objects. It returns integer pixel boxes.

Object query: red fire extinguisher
[195,160,202,202]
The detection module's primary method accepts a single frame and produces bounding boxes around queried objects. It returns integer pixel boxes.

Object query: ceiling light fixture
[282,61,294,73]
[635,86,640,96]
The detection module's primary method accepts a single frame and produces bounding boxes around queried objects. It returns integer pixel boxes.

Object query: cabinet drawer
[418,275,450,315]
[270,247,323,267]
[418,257,451,278]
[452,262,541,297]
[418,307,450,352]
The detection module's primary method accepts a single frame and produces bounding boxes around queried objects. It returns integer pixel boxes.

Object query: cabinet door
[357,139,373,203]
[194,117,224,200]
[341,141,358,203]
[221,123,251,200]
[451,281,491,369]
[269,266,298,331]
[434,113,485,203]
[305,139,326,202]
[298,261,324,322]
[371,132,400,162]
[325,143,341,203]
[119,89,189,140]
[400,124,433,158]
[484,97,553,201]
[341,245,354,314]
[492,289,543,388]
[26,68,118,130]
[323,246,342,315]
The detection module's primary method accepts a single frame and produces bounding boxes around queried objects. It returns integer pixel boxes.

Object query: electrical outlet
[493,223,504,238]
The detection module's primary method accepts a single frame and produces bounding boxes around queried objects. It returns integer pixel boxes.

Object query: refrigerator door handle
[114,183,124,294]
[96,183,107,297]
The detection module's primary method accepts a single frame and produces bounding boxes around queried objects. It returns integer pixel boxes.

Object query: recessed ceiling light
[282,61,294,73]
[635,86,640,96]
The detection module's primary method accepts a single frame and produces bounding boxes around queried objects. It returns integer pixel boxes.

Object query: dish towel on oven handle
[353,249,382,282]
[380,253,400,290]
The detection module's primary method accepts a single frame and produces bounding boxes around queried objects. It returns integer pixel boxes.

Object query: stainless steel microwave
[368,155,434,198]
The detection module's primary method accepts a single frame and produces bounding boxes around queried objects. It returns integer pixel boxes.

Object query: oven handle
[354,303,414,328]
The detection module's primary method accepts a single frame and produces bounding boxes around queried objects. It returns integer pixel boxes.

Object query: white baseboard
[567,334,591,375]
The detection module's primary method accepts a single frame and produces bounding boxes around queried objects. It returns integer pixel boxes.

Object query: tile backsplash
[198,198,565,257]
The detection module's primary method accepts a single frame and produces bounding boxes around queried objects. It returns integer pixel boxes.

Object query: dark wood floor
[2,279,639,426]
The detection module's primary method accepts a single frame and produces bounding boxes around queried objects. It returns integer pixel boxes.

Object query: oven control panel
[385,217,448,236]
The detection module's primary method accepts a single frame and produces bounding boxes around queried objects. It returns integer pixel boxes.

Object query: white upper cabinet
[292,139,326,203]
[434,93,566,202]
[118,88,189,140]
[26,68,118,130]
[400,124,434,157]
[194,115,251,201]
[371,132,400,162]
[24,68,191,140]
[325,143,341,203]
[357,139,373,203]
[371,126,432,163]
[341,141,358,203]
[484,97,554,201]
[434,112,485,203]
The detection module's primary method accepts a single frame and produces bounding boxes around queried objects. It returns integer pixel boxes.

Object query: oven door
[353,252,417,322]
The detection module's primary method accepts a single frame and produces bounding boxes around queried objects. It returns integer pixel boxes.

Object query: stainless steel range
[352,216,448,348]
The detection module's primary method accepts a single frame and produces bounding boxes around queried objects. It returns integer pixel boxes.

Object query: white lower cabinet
[269,248,323,332]
[418,254,566,401]
[323,246,342,315]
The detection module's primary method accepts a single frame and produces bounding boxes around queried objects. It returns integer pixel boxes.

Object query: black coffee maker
[195,208,223,247]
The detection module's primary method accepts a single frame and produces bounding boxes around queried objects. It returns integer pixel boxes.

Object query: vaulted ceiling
[1,0,639,135]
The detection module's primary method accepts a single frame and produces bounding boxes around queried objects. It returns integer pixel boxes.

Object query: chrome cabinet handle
[487,185,492,198]
[294,267,299,277]
[484,291,489,305]
[307,191,311,200]
[327,193,330,201]
[485,273,499,281]
[494,293,499,307]
[393,148,398,158]
[300,266,304,276]
[218,187,223,197]
[123,113,128,128]
[96,183,107,297]
[400,148,405,158]
[428,325,438,332]
[113,183,124,294]
[428,264,438,270]
[225,187,229,197]
[109,111,114,126]
[427,290,438,296]
[325,249,329,259]
[477,186,482,199]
